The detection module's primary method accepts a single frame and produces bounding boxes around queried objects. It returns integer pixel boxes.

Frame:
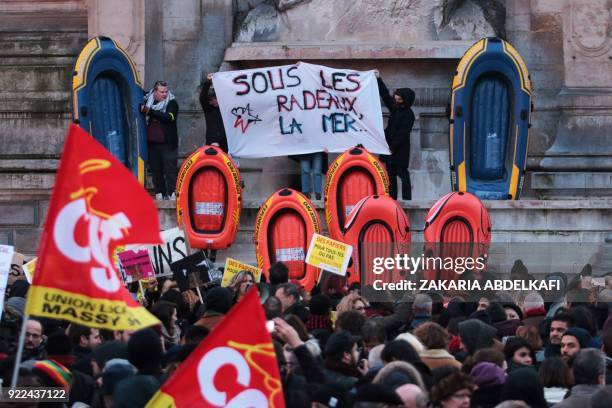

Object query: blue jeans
[300,153,323,194]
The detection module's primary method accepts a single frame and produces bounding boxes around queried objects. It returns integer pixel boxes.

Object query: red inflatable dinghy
[176,146,241,250]
[324,146,389,240]
[423,192,491,281]
[341,195,411,285]
[254,188,321,291]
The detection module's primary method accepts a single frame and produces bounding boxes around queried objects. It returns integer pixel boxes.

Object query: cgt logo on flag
[147,289,285,408]
[25,124,162,331]
[54,159,130,293]
[196,340,278,406]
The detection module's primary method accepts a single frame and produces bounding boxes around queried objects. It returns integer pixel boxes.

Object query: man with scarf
[141,80,179,200]
[376,72,415,200]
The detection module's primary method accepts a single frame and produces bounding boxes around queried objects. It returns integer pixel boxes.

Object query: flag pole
[195,285,204,303]
[10,313,29,388]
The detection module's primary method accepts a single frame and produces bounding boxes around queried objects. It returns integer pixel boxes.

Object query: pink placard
[118,249,155,282]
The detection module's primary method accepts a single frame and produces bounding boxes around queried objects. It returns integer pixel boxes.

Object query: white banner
[126,227,188,278]
[213,62,389,158]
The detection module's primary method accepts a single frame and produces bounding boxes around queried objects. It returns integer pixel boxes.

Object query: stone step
[591,243,612,276]
[0,31,86,57]
[3,192,611,275]
[531,172,612,198]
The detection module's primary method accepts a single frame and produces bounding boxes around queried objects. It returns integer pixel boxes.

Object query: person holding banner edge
[199,73,228,153]
[375,71,414,200]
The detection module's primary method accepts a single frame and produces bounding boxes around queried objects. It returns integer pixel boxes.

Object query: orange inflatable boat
[341,195,411,285]
[324,146,389,240]
[254,188,321,291]
[176,146,241,250]
[423,192,491,281]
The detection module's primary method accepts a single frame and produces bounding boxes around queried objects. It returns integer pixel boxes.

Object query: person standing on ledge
[375,71,415,200]
[141,80,179,200]
[199,72,228,153]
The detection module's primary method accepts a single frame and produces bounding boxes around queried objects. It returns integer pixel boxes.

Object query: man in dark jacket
[141,80,179,200]
[67,324,102,376]
[199,73,228,153]
[376,73,415,200]
[275,282,310,324]
[323,331,367,390]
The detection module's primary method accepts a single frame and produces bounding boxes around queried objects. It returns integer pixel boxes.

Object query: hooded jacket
[377,78,414,167]
[458,319,497,355]
[199,80,228,152]
[500,367,548,408]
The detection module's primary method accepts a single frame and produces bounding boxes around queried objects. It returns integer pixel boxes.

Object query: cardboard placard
[8,252,25,286]
[305,233,353,276]
[170,251,210,292]
[221,258,262,288]
[22,257,37,284]
[118,249,156,283]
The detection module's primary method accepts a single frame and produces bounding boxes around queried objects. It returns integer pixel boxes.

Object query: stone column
[88,0,146,82]
[549,0,612,171]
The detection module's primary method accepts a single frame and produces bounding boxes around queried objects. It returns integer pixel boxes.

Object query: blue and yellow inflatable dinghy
[449,37,532,200]
[72,36,147,183]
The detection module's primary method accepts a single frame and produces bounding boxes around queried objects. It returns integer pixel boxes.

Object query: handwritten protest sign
[127,227,188,277]
[213,62,389,158]
[23,258,37,283]
[170,252,211,292]
[221,258,262,288]
[8,252,25,286]
[305,233,353,276]
[118,249,156,283]
[0,245,15,317]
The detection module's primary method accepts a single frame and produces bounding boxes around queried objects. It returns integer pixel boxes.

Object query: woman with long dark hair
[151,300,180,349]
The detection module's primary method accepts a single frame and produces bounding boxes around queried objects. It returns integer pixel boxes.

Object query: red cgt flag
[147,288,286,408]
[25,124,161,330]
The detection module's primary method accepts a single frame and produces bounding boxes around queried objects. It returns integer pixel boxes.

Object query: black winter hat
[469,310,492,325]
[93,341,128,369]
[45,332,72,356]
[324,331,359,359]
[500,367,547,408]
[127,329,163,371]
[564,327,592,348]
[203,286,233,314]
[458,319,496,355]
[486,302,507,324]
[309,294,331,315]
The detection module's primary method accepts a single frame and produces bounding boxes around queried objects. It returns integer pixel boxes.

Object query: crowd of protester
[1,261,612,407]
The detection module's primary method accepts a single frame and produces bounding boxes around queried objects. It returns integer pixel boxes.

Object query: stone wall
[1,0,609,200]
[0,0,88,176]
[224,0,574,199]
